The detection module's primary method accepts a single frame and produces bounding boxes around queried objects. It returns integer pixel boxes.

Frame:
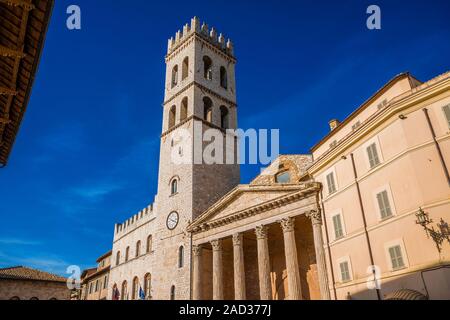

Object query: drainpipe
[189,227,193,300]
[350,153,381,300]
[319,190,338,299]
[423,108,450,187]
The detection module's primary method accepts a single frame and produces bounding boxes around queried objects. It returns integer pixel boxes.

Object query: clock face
[166,212,179,230]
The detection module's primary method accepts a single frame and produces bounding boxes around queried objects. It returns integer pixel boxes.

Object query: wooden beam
[0,45,25,58]
[0,0,35,10]
[0,87,18,96]
[0,0,31,146]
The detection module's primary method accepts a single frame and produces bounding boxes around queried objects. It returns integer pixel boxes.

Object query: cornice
[309,76,450,174]
[163,80,237,108]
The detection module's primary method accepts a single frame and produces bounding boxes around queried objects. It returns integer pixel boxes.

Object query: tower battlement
[114,204,155,237]
[167,17,234,57]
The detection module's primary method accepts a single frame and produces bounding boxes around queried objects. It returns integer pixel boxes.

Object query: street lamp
[415,208,450,253]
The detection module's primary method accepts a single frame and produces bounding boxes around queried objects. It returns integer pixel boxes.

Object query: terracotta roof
[0,0,54,166]
[0,266,66,283]
[95,250,112,263]
[80,267,97,281]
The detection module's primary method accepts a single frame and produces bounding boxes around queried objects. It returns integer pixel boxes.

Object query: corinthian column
[232,233,246,300]
[307,209,331,300]
[211,239,224,300]
[192,245,202,300]
[255,225,272,300]
[280,217,302,300]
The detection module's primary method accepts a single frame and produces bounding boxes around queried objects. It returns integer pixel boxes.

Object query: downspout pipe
[350,153,381,300]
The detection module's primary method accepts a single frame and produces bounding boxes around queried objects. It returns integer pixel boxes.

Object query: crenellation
[167,17,234,57]
[114,204,155,237]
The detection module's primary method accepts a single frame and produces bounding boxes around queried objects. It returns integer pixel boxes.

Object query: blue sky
[0,0,449,275]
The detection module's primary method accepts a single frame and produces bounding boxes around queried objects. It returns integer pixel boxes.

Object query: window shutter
[377,190,392,219]
[326,173,336,194]
[367,143,380,168]
[333,215,343,239]
[443,105,450,128]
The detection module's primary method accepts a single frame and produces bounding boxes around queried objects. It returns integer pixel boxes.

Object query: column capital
[255,225,269,240]
[210,239,223,251]
[232,233,243,246]
[306,209,322,225]
[280,217,296,233]
[192,245,203,256]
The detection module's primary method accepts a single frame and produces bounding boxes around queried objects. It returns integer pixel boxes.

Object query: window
[132,277,139,300]
[10,297,20,300]
[352,121,361,131]
[116,251,120,266]
[170,285,176,300]
[144,273,152,299]
[180,97,188,121]
[339,261,351,282]
[388,245,405,270]
[136,241,141,258]
[121,281,128,300]
[171,179,178,195]
[178,246,184,268]
[326,172,337,194]
[332,214,344,239]
[203,97,213,122]
[367,143,380,168]
[89,282,93,294]
[171,65,178,88]
[220,105,229,129]
[104,275,108,289]
[443,105,450,128]
[377,190,393,219]
[146,235,153,253]
[125,246,130,262]
[95,279,99,292]
[182,57,189,80]
[30,297,39,300]
[275,171,291,184]
[203,56,213,80]
[168,105,176,128]
[220,66,227,89]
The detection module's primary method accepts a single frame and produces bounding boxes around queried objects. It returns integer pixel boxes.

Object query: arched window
[116,251,120,266]
[171,65,178,88]
[220,66,227,89]
[121,281,128,300]
[203,97,213,122]
[182,57,189,80]
[171,179,178,195]
[178,246,184,268]
[132,277,139,300]
[30,297,39,300]
[180,97,188,121]
[203,56,213,80]
[144,273,152,300]
[275,171,291,184]
[49,298,57,300]
[170,285,176,300]
[10,296,20,300]
[168,105,176,128]
[125,246,130,262]
[136,241,141,258]
[220,106,229,129]
[146,235,153,253]
[112,283,119,300]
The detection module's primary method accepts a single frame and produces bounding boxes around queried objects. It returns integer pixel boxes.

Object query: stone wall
[0,279,70,300]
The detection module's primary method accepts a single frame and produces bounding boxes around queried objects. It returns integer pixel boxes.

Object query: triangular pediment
[189,184,317,231]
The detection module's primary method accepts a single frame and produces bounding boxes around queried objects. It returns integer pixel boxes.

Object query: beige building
[0,266,70,300]
[309,72,450,300]
[107,18,450,300]
[80,251,111,300]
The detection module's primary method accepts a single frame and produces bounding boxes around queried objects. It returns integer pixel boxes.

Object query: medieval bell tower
[152,17,240,300]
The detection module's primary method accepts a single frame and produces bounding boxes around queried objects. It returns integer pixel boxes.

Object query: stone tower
[152,17,240,300]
